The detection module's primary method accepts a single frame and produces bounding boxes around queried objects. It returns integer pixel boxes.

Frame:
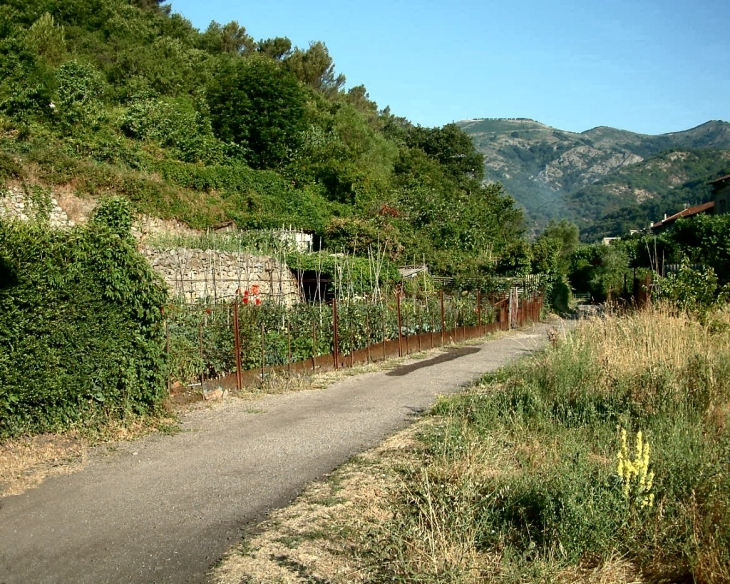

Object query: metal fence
[164,288,543,394]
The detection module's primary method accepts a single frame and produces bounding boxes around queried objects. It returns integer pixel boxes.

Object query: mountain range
[457,118,730,239]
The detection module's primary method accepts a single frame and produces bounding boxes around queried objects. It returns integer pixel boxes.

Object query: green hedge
[0,207,168,438]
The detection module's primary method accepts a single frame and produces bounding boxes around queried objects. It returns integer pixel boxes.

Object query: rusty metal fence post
[164,310,171,394]
[232,298,242,392]
[332,296,339,370]
[396,292,403,357]
[476,290,482,336]
[260,321,265,387]
[440,290,445,346]
[198,320,204,391]
[366,311,371,363]
[287,321,292,374]
[312,321,317,372]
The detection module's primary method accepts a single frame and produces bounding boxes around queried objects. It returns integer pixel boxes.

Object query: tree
[131,0,171,14]
[284,41,345,93]
[207,56,306,169]
[25,12,66,65]
[405,123,484,184]
[198,21,255,55]
[537,219,579,274]
[257,37,292,60]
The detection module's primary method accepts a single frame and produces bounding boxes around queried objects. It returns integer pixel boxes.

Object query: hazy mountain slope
[458,118,730,237]
[575,149,730,240]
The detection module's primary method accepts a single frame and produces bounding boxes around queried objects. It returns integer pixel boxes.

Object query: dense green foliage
[0,200,167,438]
[0,0,524,279]
[565,213,730,304]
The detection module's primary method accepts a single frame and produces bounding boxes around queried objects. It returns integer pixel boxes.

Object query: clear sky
[170,0,729,136]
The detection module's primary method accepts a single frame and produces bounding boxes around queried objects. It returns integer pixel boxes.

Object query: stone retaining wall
[141,247,300,306]
[0,185,74,228]
[1,184,300,305]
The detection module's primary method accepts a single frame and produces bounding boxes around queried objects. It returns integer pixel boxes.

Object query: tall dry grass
[355,305,730,583]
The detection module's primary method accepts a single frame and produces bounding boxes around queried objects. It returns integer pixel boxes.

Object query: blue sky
[170,0,729,136]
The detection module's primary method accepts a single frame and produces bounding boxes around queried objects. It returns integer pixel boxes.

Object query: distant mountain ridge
[457,118,730,239]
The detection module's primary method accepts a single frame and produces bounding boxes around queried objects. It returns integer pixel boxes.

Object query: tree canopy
[0,0,525,279]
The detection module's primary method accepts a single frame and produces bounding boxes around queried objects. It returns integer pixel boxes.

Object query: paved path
[0,321,565,584]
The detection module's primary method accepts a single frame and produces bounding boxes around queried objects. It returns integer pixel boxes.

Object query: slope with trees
[0,0,524,280]
[458,118,730,237]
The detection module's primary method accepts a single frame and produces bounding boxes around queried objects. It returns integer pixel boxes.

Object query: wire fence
[164,287,543,393]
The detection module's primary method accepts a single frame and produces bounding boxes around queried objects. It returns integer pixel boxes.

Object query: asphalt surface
[0,320,564,584]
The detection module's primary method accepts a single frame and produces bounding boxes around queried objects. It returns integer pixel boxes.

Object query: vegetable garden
[163,285,544,394]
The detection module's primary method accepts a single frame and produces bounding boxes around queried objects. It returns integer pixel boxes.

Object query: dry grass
[558,556,643,584]
[0,416,176,498]
[212,427,425,584]
[565,304,730,393]
[0,432,87,497]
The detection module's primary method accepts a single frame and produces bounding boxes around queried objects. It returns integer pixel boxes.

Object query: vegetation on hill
[0,0,525,279]
[458,118,730,238]
[569,149,730,240]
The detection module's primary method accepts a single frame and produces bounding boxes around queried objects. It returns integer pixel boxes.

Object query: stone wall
[0,185,74,228]
[1,184,301,305]
[141,247,300,306]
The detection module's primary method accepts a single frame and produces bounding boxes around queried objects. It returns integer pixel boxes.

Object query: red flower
[252,284,260,296]
[243,297,249,305]
[255,297,261,306]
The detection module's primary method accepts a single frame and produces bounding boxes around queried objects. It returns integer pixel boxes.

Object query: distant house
[710,174,730,215]
[649,172,729,231]
[649,201,715,232]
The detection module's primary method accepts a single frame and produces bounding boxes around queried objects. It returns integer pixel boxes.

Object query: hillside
[568,149,730,239]
[0,0,523,278]
[458,118,730,238]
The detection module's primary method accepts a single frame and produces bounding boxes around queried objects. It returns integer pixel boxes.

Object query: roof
[709,174,730,185]
[650,201,715,230]
[398,265,428,279]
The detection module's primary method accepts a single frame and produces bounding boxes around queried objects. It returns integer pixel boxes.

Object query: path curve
[0,321,564,584]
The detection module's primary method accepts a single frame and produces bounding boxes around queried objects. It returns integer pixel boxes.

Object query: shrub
[0,213,168,438]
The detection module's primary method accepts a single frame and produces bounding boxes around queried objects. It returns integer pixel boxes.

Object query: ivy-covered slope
[0,0,523,278]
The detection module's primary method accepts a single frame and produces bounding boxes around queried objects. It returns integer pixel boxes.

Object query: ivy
[0,208,167,439]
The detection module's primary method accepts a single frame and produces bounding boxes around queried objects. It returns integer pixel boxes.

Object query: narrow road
[0,321,564,584]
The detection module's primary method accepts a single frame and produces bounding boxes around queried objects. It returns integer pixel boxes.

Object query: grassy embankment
[215,306,730,583]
